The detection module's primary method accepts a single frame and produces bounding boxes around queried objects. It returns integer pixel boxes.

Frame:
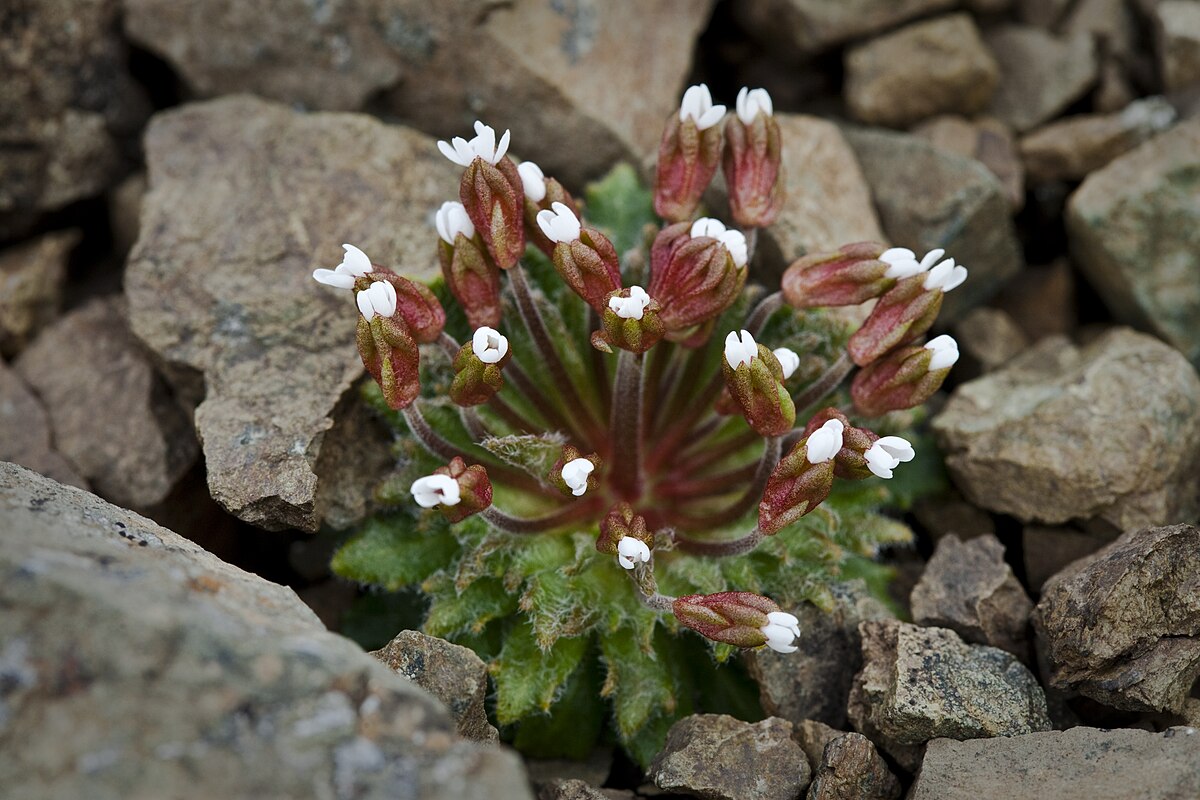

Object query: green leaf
[511,653,606,759]
[584,163,656,258]
[424,576,519,638]
[480,432,566,481]
[600,626,677,739]
[331,514,460,590]
[492,620,589,723]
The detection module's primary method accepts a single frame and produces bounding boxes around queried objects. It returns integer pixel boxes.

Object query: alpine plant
[316,85,964,763]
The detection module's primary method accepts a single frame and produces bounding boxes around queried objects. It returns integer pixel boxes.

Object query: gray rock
[953,307,1030,372]
[0,230,76,358]
[1062,0,1138,62]
[373,630,498,743]
[992,259,1077,342]
[913,115,1024,211]
[746,581,892,729]
[845,15,999,128]
[985,25,1098,132]
[910,534,1033,659]
[933,329,1200,531]
[1157,0,1200,92]
[14,297,198,509]
[795,719,844,772]
[845,127,1023,322]
[124,95,456,531]
[1034,524,1200,714]
[1066,119,1200,365]
[1021,523,1116,593]
[733,0,957,55]
[108,172,148,260]
[1016,0,1072,28]
[538,780,633,800]
[912,489,997,543]
[526,750,614,795]
[649,715,810,800]
[848,620,1051,747]
[0,462,533,800]
[0,361,87,488]
[805,733,900,800]
[910,727,1200,800]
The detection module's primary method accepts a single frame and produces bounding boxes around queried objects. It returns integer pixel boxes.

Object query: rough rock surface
[733,0,957,55]
[373,630,498,743]
[933,329,1200,530]
[1021,524,1115,592]
[985,25,1098,132]
[1034,523,1200,713]
[910,727,1200,800]
[845,15,999,128]
[14,297,198,509]
[125,95,460,531]
[912,489,996,542]
[1157,0,1200,92]
[0,361,87,488]
[649,715,809,800]
[0,462,533,800]
[992,259,1076,341]
[910,534,1033,658]
[537,781,634,800]
[795,720,844,771]
[1066,120,1200,365]
[0,230,76,358]
[954,307,1029,373]
[806,732,901,800]
[845,127,1023,321]
[849,620,1051,746]
[746,581,892,729]
[913,115,1024,211]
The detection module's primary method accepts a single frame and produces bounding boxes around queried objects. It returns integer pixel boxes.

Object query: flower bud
[596,503,654,569]
[518,160,580,258]
[411,456,492,523]
[449,327,511,406]
[356,310,420,411]
[436,201,502,329]
[801,408,915,480]
[592,286,666,354]
[851,335,959,417]
[721,330,796,437]
[649,219,749,338]
[757,418,844,534]
[537,202,623,313]
[550,445,601,498]
[781,242,890,309]
[654,84,726,222]
[366,270,447,344]
[723,87,784,228]
[442,122,525,269]
[672,591,800,652]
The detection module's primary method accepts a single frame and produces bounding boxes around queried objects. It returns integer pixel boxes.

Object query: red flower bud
[356,311,420,411]
[591,287,666,354]
[649,219,748,338]
[449,326,511,406]
[411,457,492,523]
[518,160,580,258]
[851,335,959,417]
[538,203,623,313]
[721,330,796,437]
[673,591,800,652]
[781,242,890,309]
[723,88,784,228]
[596,502,653,558]
[460,156,525,270]
[654,85,725,222]
[757,417,846,534]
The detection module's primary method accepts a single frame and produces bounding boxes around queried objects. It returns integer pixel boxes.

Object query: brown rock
[911,534,1033,658]
[1062,0,1137,61]
[0,230,77,358]
[913,115,1024,210]
[14,297,198,509]
[986,25,1098,132]
[953,307,1029,372]
[1034,524,1200,714]
[845,15,999,128]
[805,733,901,800]
[992,259,1077,341]
[795,719,844,771]
[1157,0,1200,91]
[1094,56,1139,113]
[1016,0,1073,28]
[108,172,147,259]
[537,781,632,800]
[0,360,87,488]
[1021,524,1117,593]
[912,489,996,542]
[733,0,957,55]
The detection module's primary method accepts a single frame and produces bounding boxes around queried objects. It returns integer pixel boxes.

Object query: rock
[1020,97,1177,183]
[910,534,1033,658]
[124,95,460,531]
[1157,0,1200,92]
[1066,120,1200,364]
[913,115,1024,211]
[0,229,76,358]
[649,714,810,800]
[805,733,900,800]
[985,25,1098,132]
[1094,56,1139,113]
[372,630,498,743]
[1062,0,1137,61]
[746,581,893,729]
[845,15,999,129]
[1021,524,1116,593]
[795,720,844,771]
[733,0,957,55]
[0,360,87,488]
[912,489,997,542]
[108,172,147,260]
[538,781,633,800]
[14,297,198,509]
[758,115,884,279]
[1016,0,1072,28]
[933,329,1200,530]
[0,462,533,800]
[844,127,1023,322]
[312,384,397,531]
[992,259,1077,341]
[849,620,1051,747]
[910,727,1200,800]
[526,750,614,795]
[1034,524,1200,714]
[953,307,1029,372]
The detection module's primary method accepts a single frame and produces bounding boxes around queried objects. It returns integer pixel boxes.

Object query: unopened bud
[781,242,889,309]
[437,202,502,329]
[519,161,580,257]
[672,591,799,652]
[757,422,843,534]
[649,219,748,338]
[592,286,666,354]
[596,503,654,570]
[449,327,511,406]
[723,87,784,228]
[539,203,623,313]
[654,84,725,222]
[550,445,601,498]
[851,335,959,417]
[411,457,492,523]
[720,330,796,437]
[451,122,525,269]
[801,408,915,480]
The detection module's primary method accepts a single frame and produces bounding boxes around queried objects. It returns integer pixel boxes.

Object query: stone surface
[845,127,1023,322]
[373,630,498,743]
[910,727,1200,800]
[1021,523,1115,593]
[1066,119,1200,364]
[913,115,1024,210]
[538,781,633,800]
[849,620,1051,747]
[1063,0,1137,61]
[913,489,997,542]
[992,259,1076,341]
[933,329,1200,530]
[1034,524,1200,714]
[733,0,957,55]
[1020,97,1177,183]
[108,171,147,259]
[845,15,999,128]
[985,25,1098,132]
[954,307,1029,372]
[1016,0,1072,28]
[14,297,198,509]
[0,229,76,358]
[746,581,892,729]
[0,361,87,488]
[805,733,900,800]
[795,720,844,771]
[649,715,810,800]
[0,462,533,800]
[1157,0,1200,91]
[911,534,1033,658]
[125,95,459,531]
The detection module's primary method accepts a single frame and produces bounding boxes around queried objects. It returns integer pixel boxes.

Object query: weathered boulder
[933,329,1200,531]
[537,781,634,800]
[0,462,533,800]
[0,230,76,358]
[985,25,1098,132]
[1156,0,1200,92]
[0,361,87,488]
[805,732,900,800]
[913,115,1024,211]
[1034,523,1200,714]
[794,719,844,772]
[953,307,1029,373]
[732,0,957,55]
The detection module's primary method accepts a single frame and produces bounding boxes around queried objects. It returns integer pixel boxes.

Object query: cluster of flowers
[314,84,964,655]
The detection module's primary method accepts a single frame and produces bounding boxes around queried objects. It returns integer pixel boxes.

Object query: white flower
[517,161,547,203]
[736,87,773,125]
[561,457,594,496]
[617,536,652,570]
[923,256,968,293]
[472,327,509,364]
[805,419,844,464]
[772,347,799,380]
[356,280,397,320]
[437,120,511,167]
[690,217,728,239]
[435,201,475,245]
[864,436,915,479]
[609,286,651,320]
[879,247,946,280]
[411,474,461,508]
[761,611,800,654]
[313,243,373,288]
[679,83,726,130]
[925,334,960,370]
[690,218,747,268]
[724,329,757,369]
[536,201,582,244]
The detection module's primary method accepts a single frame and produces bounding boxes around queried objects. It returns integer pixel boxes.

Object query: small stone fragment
[913,115,1024,210]
[1157,0,1200,92]
[986,25,1098,132]
[1034,523,1200,714]
[1021,524,1116,592]
[538,780,634,800]
[733,0,957,55]
[912,489,997,542]
[806,733,901,800]
[953,307,1029,372]
[0,230,77,358]
[795,719,844,772]
[0,360,87,489]
[649,715,810,800]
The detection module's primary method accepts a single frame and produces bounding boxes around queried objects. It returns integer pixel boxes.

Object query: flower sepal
[721,330,796,437]
[650,219,749,336]
[449,327,511,407]
[852,335,959,417]
[781,242,890,309]
[672,591,800,652]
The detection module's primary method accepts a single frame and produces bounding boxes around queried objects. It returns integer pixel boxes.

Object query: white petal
[864,446,897,479]
[313,268,356,289]
[357,288,376,319]
[437,139,469,167]
[724,329,757,369]
[805,419,845,464]
[736,86,750,123]
[517,161,546,203]
[736,87,772,124]
[536,201,581,244]
[762,624,798,653]
[494,129,511,163]
[679,84,705,122]
[690,217,726,239]
[435,201,474,244]
[766,611,799,635]
[472,326,508,363]
[875,436,915,462]
[371,281,397,318]
[340,244,373,277]
[719,229,748,268]
[918,248,946,271]
[617,536,651,569]
[923,259,967,292]
[696,104,727,130]
[411,474,461,507]
[925,334,960,370]
[561,457,594,496]
[772,347,800,380]
[879,247,915,264]
[472,121,496,163]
